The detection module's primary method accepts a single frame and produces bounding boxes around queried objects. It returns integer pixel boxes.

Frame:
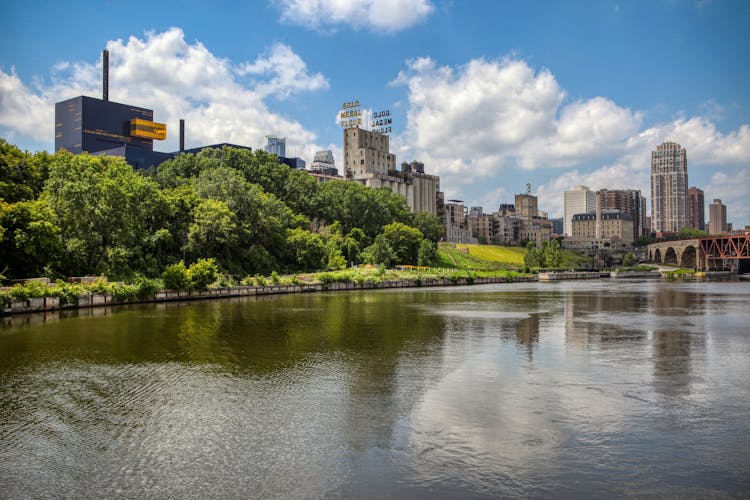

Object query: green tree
[343,227,366,265]
[285,228,327,270]
[0,139,52,202]
[186,199,241,265]
[380,222,424,265]
[362,233,396,267]
[678,227,709,238]
[524,241,544,268]
[417,239,437,266]
[44,152,168,277]
[622,252,635,267]
[0,198,62,278]
[411,211,444,242]
[544,239,562,268]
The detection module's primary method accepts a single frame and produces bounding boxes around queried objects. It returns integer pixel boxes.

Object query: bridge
[647,234,750,271]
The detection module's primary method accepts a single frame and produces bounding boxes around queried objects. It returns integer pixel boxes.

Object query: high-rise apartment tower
[651,141,688,233]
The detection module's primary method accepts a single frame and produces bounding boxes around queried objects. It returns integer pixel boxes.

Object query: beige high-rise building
[564,186,596,237]
[651,141,688,234]
[708,198,727,234]
[342,127,439,214]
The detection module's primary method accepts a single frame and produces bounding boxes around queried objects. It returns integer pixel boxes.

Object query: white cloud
[392,55,750,222]
[0,28,329,158]
[705,168,750,227]
[275,0,434,32]
[236,42,329,99]
[0,68,52,143]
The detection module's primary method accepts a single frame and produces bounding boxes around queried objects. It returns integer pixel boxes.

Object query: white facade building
[564,185,596,236]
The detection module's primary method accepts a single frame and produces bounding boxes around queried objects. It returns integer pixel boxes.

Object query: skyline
[1,0,749,225]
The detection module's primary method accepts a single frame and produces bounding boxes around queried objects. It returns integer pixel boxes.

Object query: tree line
[0,139,444,281]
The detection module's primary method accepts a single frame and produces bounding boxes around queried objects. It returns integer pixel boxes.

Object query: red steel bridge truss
[699,234,750,263]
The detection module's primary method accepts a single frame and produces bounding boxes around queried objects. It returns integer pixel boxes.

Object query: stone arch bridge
[647,239,701,268]
[648,234,750,270]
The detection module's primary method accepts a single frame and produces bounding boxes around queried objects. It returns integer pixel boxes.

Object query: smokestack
[102,49,109,101]
[179,119,185,152]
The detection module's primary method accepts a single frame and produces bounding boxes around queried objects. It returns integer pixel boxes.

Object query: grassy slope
[436,243,589,270]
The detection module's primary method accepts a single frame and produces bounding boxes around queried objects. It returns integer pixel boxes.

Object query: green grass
[435,244,516,270]
[435,243,588,271]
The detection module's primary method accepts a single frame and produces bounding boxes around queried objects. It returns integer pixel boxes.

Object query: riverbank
[1,274,537,316]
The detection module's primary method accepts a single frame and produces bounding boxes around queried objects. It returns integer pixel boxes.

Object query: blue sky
[1,0,749,225]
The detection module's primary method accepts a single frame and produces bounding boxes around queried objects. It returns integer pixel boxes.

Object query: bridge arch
[664,247,678,265]
[680,245,697,268]
[652,248,662,263]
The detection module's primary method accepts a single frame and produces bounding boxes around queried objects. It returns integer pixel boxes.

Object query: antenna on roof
[526,182,531,195]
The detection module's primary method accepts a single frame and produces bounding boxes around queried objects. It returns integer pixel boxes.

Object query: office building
[550,218,563,236]
[264,136,286,158]
[564,186,596,236]
[688,187,705,231]
[597,188,647,239]
[309,150,338,176]
[651,141,688,234]
[708,199,727,234]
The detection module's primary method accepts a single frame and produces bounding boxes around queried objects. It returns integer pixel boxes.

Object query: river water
[1,280,749,498]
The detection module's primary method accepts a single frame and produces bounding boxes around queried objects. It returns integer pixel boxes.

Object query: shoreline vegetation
[2,267,533,316]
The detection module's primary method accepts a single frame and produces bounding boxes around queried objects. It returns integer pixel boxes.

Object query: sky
[1,0,749,225]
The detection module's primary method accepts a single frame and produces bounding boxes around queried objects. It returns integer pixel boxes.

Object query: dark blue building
[54,95,257,169]
[55,95,174,169]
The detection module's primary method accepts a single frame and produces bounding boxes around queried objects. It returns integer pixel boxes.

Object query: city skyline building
[651,141,688,234]
[264,135,286,158]
[597,188,647,240]
[688,187,705,231]
[709,198,727,234]
[564,186,596,236]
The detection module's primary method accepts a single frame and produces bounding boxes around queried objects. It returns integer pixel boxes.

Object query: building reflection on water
[562,281,707,396]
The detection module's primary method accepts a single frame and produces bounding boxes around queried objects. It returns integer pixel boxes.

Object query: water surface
[1,280,749,497]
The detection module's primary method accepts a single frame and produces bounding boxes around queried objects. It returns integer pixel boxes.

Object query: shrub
[9,285,29,301]
[270,271,280,285]
[23,280,50,298]
[110,283,138,302]
[0,290,11,306]
[188,259,219,290]
[133,276,160,299]
[163,261,191,291]
[49,281,87,305]
[255,274,267,286]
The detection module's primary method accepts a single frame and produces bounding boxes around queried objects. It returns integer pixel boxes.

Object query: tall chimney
[179,119,185,152]
[102,49,109,101]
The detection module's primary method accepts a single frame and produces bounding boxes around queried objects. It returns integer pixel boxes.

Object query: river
[1,279,749,498]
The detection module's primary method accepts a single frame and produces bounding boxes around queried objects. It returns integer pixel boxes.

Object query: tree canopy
[0,142,440,280]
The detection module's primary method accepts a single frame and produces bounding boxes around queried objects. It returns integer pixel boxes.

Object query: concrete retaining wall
[2,275,537,316]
